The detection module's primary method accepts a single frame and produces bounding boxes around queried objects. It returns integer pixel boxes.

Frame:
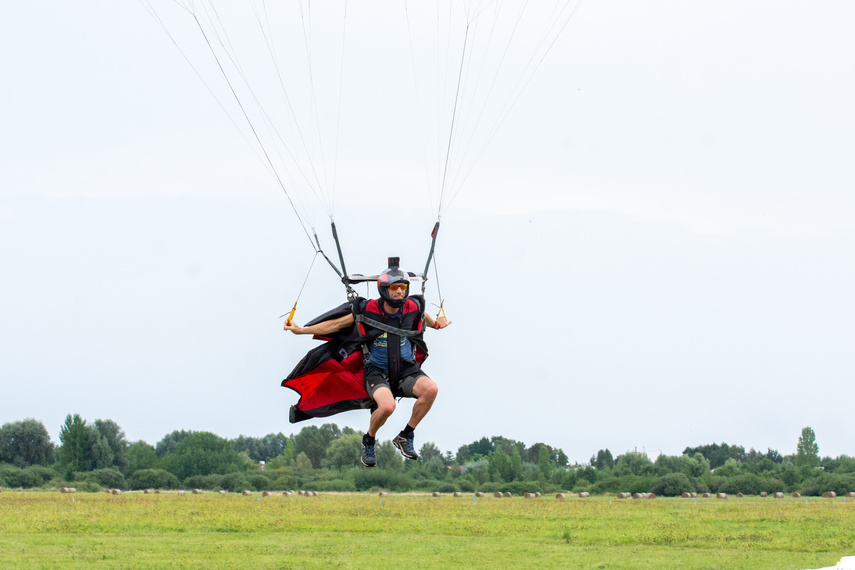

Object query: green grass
[0,491,852,568]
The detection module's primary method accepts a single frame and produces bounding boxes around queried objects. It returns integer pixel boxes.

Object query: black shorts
[364,361,426,399]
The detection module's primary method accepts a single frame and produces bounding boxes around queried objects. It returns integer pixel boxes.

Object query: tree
[156,430,192,457]
[161,431,245,479]
[92,419,129,473]
[294,424,340,469]
[322,433,362,469]
[419,442,442,462]
[376,441,404,471]
[127,441,158,472]
[57,414,89,474]
[592,449,614,471]
[796,426,820,469]
[0,419,54,467]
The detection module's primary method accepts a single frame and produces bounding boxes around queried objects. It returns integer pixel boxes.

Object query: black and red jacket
[282,295,428,423]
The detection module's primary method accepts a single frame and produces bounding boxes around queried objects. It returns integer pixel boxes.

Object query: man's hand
[283,320,304,334]
[433,315,452,329]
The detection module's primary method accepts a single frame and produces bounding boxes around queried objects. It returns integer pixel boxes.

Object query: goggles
[388,283,408,292]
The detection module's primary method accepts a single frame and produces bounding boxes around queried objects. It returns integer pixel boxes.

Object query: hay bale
[736,493,744,498]
[555,493,566,500]
[760,492,768,497]
[155,489,161,494]
[453,492,463,498]
[192,489,203,495]
[716,493,727,499]
[475,492,484,497]
[503,492,512,498]
[823,491,837,498]
[60,487,69,493]
[524,493,534,499]
[493,492,503,498]
[535,492,542,498]
[177,490,186,496]
[262,491,271,497]
[144,489,154,494]
[792,492,801,498]
[432,492,441,497]
[647,493,657,499]
[219,490,227,495]
[632,493,645,499]
[578,492,590,498]
[242,490,252,496]
[681,492,691,498]
[691,493,698,498]
[702,493,711,498]
[378,491,388,497]
[111,489,122,495]
[774,492,784,498]
[616,492,631,499]
[848,492,855,498]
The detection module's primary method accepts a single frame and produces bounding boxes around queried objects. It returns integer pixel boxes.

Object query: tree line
[2,417,852,497]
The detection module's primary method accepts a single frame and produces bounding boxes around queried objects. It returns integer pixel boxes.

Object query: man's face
[388,283,408,300]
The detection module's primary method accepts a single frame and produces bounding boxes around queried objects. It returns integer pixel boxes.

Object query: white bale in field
[736,493,744,498]
[760,492,768,497]
[503,492,512,498]
[111,489,122,495]
[453,492,463,498]
[848,492,855,498]
[378,491,388,497]
[242,490,252,496]
[494,492,503,498]
[822,491,837,498]
[647,493,657,499]
[475,492,484,498]
[192,489,203,495]
[717,493,727,499]
[616,493,631,499]
[774,492,785,498]
[702,493,711,498]
[691,493,698,498]
[535,492,542,498]
[219,490,227,495]
[578,492,590,498]
[432,492,441,497]
[144,489,154,494]
[177,490,186,496]
[155,489,161,494]
[632,493,644,499]
[682,493,692,498]
[792,492,801,498]
[262,491,271,497]
[524,493,534,499]
[555,493,566,500]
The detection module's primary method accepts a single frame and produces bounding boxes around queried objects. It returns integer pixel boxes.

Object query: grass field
[1,491,853,569]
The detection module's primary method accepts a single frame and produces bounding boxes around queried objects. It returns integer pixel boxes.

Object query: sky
[2,1,853,465]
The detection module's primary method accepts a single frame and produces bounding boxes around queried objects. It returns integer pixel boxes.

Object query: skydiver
[283,259,451,467]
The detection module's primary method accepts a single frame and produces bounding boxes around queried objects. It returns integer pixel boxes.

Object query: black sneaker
[361,443,376,467]
[393,434,419,460]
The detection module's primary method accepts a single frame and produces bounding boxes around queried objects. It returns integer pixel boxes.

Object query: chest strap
[354,314,421,338]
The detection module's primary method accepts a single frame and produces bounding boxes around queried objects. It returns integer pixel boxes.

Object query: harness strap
[354,314,422,338]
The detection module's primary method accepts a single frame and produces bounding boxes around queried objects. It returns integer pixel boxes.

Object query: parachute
[140,0,583,307]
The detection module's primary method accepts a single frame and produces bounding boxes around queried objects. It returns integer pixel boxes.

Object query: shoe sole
[393,439,418,460]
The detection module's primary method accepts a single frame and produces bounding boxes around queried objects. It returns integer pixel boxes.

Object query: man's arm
[425,312,451,330]
[284,313,355,336]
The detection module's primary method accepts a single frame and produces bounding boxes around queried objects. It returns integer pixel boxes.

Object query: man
[283,258,450,467]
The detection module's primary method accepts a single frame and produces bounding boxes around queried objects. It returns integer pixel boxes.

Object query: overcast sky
[2,1,853,464]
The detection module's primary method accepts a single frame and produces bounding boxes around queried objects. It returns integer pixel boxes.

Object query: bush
[433,482,460,493]
[65,480,102,492]
[590,475,656,494]
[26,466,60,487]
[499,481,541,495]
[353,469,413,492]
[248,474,272,491]
[219,473,252,493]
[477,482,500,493]
[651,473,694,497]
[718,473,772,495]
[800,473,855,496]
[184,474,224,491]
[129,469,180,490]
[314,479,357,492]
[0,465,39,488]
[457,479,475,493]
[87,469,127,489]
[273,475,295,491]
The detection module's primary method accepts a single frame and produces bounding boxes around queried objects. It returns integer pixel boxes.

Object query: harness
[353,297,425,385]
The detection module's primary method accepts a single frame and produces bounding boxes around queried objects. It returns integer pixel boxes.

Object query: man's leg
[368,386,396,437]
[408,375,438,429]
[393,375,438,460]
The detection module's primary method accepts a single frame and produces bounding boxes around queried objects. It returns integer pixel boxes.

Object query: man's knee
[416,377,438,401]
[374,396,396,417]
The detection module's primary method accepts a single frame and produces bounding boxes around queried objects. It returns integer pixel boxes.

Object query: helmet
[377,257,410,309]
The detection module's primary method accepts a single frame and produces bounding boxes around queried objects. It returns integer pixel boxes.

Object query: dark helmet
[377,257,410,308]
